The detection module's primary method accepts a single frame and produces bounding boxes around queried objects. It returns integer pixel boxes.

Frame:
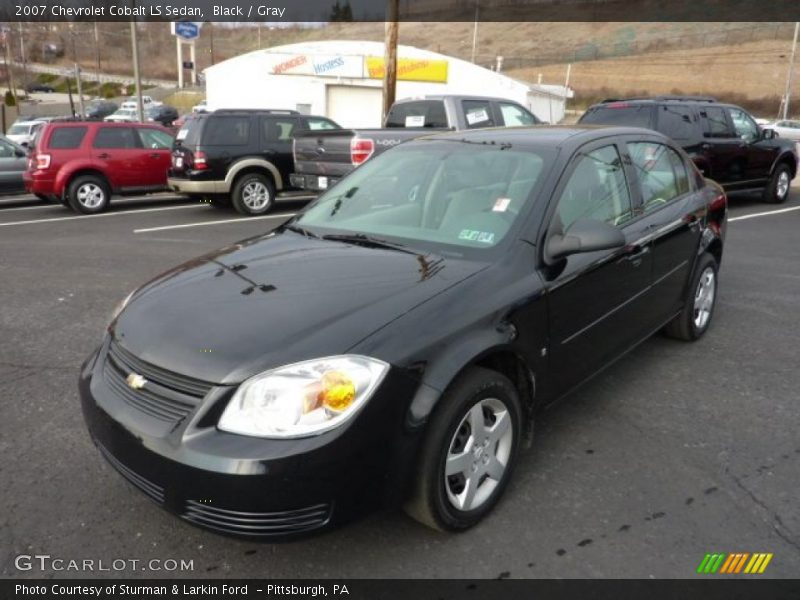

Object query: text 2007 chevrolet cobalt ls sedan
[80,126,727,538]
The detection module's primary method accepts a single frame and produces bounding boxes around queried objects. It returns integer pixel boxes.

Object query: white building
[204,40,573,127]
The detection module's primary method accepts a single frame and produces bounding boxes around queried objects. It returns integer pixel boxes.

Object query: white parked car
[6,120,46,147]
[104,108,139,122]
[120,96,160,110]
[764,119,800,142]
[192,99,208,113]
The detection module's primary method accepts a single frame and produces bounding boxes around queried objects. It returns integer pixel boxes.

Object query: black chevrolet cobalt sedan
[81,126,727,538]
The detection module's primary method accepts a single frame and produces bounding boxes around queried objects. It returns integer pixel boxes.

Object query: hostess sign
[265,53,449,83]
[267,53,364,78]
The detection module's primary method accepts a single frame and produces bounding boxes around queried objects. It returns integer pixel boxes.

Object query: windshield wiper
[321,232,418,254]
[283,223,320,239]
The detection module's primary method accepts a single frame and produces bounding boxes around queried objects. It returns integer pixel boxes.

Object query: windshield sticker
[458,229,495,244]
[405,115,425,127]
[466,108,490,125]
[492,197,511,212]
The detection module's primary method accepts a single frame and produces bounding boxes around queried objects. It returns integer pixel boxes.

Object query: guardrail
[11,62,174,88]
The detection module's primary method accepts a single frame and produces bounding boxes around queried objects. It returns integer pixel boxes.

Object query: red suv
[24,121,174,213]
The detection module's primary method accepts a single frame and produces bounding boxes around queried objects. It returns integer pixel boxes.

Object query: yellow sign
[365,56,448,83]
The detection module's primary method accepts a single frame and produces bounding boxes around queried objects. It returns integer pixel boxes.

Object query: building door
[325,85,383,128]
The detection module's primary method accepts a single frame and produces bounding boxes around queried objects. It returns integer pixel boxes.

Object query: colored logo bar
[697,553,773,574]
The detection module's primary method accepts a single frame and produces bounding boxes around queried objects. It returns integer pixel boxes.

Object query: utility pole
[93,23,101,88]
[782,22,799,120]
[209,23,215,66]
[130,21,144,122]
[18,23,28,91]
[470,1,479,63]
[2,34,17,106]
[257,24,262,49]
[75,64,85,117]
[382,0,399,120]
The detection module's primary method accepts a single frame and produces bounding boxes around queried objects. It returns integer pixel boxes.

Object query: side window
[498,102,538,126]
[261,117,297,142]
[728,108,759,142]
[385,101,448,128]
[628,142,690,213]
[203,116,250,145]
[701,107,734,138]
[48,127,87,149]
[93,127,139,149]
[462,100,496,129]
[656,105,695,142]
[556,145,633,230]
[304,117,338,131]
[0,139,16,157]
[137,128,173,149]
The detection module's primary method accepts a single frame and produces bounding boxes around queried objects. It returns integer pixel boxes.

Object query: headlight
[218,356,389,438]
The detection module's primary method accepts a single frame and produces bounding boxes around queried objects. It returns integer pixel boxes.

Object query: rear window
[580,105,654,128]
[48,126,88,149]
[385,101,448,128]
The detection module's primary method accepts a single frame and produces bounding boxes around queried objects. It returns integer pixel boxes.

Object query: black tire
[66,175,110,214]
[664,253,718,341]
[231,172,275,216]
[762,163,792,204]
[33,193,50,203]
[404,366,523,532]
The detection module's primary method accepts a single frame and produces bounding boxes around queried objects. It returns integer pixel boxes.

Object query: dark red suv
[24,121,174,213]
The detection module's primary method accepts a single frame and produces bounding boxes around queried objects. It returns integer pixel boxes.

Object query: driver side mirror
[547,218,626,261]
[15,149,26,157]
[761,128,777,140]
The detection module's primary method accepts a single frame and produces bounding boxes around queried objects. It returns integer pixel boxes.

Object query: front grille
[182,500,332,537]
[104,341,212,423]
[96,442,165,504]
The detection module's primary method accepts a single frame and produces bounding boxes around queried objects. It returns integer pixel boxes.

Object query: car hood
[112,230,487,385]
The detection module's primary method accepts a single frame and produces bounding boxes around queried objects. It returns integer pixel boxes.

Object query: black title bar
[3,0,800,22]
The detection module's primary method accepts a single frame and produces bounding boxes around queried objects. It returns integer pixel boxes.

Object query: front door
[542,142,652,395]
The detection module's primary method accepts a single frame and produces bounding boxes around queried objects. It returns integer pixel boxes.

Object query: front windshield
[8,124,28,135]
[296,141,551,252]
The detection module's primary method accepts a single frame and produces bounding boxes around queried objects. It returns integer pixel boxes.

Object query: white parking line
[0,204,204,228]
[134,213,297,234]
[0,204,58,212]
[729,205,800,222]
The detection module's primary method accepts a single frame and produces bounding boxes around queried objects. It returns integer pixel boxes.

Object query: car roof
[393,95,522,104]
[415,125,669,150]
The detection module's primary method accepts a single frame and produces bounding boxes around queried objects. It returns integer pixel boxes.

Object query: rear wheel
[762,163,792,204]
[231,173,275,216]
[664,252,718,341]
[67,175,110,214]
[404,367,522,531]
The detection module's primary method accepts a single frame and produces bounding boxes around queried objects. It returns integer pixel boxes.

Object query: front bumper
[79,340,420,540]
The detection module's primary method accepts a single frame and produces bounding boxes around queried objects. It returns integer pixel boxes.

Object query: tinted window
[463,100,496,129]
[137,128,173,149]
[0,138,17,157]
[93,127,139,149]
[580,105,654,128]
[728,107,759,142]
[48,127,88,149]
[628,142,690,213]
[556,145,634,230]
[385,101,448,128]
[657,105,695,142]
[261,117,297,142]
[203,116,250,145]
[499,102,539,126]
[702,107,734,137]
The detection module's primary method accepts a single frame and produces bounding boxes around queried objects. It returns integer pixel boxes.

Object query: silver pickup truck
[290,95,543,192]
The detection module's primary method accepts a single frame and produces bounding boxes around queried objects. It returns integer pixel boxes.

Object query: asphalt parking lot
[1,186,799,579]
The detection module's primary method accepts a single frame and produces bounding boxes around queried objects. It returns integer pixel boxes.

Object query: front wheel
[664,252,718,341]
[404,367,523,532]
[231,173,275,216]
[67,175,110,214]
[762,163,792,204]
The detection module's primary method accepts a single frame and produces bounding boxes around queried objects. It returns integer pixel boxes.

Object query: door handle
[701,143,712,150]
[622,244,650,267]
[97,153,110,159]
[149,153,161,158]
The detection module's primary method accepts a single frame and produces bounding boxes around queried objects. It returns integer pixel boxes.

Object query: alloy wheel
[242,181,271,210]
[77,183,105,209]
[444,397,513,512]
[776,170,790,200]
[693,266,716,330]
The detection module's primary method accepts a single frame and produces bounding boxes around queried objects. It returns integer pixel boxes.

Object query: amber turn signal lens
[318,370,356,412]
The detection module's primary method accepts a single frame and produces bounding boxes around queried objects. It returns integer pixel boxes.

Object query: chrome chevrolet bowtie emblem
[126,373,147,390]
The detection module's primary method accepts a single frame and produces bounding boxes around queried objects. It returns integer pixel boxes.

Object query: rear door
[135,127,174,187]
[259,115,299,187]
[91,126,144,189]
[462,99,497,129]
[698,106,744,185]
[624,139,702,320]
